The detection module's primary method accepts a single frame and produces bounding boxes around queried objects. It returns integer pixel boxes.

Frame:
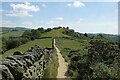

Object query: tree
[98,34,104,38]
[87,40,120,78]
[6,40,21,50]
[84,33,88,37]
[20,38,29,44]
[45,28,52,32]
[22,30,32,39]
[118,36,120,48]
[66,27,69,29]
[38,27,45,33]
[22,29,41,40]
[31,29,41,39]
[63,29,75,36]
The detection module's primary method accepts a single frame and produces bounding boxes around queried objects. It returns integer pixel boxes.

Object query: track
[54,39,68,78]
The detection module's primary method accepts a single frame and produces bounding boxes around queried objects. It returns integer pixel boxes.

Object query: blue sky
[0,1,118,34]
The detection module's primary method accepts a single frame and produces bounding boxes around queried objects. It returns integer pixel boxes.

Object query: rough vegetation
[1,27,120,79]
[43,49,58,78]
[56,27,120,79]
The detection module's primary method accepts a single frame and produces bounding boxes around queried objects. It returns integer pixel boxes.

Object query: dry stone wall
[0,46,53,80]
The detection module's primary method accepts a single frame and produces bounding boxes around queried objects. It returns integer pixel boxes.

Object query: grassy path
[54,39,68,78]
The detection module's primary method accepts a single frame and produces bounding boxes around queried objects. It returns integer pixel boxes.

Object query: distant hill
[0,27,30,51]
[41,28,118,42]
[87,33,118,42]
[1,27,118,42]
[0,27,30,34]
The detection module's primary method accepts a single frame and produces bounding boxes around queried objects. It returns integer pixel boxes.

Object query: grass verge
[56,38,89,63]
[43,49,58,79]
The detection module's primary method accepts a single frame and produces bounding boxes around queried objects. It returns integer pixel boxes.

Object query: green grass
[0,30,25,51]
[2,38,52,59]
[0,27,28,34]
[56,38,89,63]
[0,27,14,34]
[1,30,25,38]
[43,49,58,78]
[41,28,70,37]
[56,38,89,50]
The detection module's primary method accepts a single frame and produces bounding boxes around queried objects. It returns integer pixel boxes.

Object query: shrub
[20,38,29,44]
[13,51,22,55]
[6,40,21,50]
[45,28,52,32]
[84,33,88,37]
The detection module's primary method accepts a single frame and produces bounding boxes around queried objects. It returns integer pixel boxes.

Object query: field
[0,27,29,34]
[0,30,25,38]
[2,38,52,59]
[56,38,89,51]
[41,28,70,37]
[56,38,89,63]
[0,30,25,51]
[0,27,14,34]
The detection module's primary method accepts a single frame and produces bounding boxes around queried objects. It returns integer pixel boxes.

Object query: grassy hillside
[0,27,14,34]
[2,38,52,59]
[56,38,89,63]
[0,27,29,34]
[41,28,70,37]
[56,37,119,78]
[0,30,25,51]
[88,33,118,42]
[1,30,25,38]
[103,34,118,42]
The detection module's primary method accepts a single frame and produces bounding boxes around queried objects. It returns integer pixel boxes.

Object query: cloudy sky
[0,0,119,34]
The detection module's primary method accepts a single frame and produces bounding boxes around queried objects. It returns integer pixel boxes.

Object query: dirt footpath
[54,39,68,78]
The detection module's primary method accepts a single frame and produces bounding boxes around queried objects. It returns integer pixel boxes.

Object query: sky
[0,0,119,34]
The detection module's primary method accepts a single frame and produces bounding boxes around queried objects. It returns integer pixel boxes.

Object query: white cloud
[0,20,15,27]
[6,11,33,17]
[77,18,85,23]
[46,20,59,25]
[46,17,64,26]
[25,2,30,5]
[73,1,85,7]
[0,20,34,28]
[116,0,120,2]
[6,2,40,17]
[67,1,85,8]
[42,4,46,7]
[56,17,64,21]
[67,3,72,6]
[0,9,4,12]
[51,17,64,21]
[21,21,33,27]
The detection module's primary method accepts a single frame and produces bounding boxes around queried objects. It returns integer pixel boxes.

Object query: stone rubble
[0,46,53,80]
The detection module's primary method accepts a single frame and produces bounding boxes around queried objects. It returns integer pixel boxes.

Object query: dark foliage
[45,28,52,32]
[63,28,75,37]
[84,33,88,37]
[6,40,21,50]
[38,27,45,33]
[67,40,120,79]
